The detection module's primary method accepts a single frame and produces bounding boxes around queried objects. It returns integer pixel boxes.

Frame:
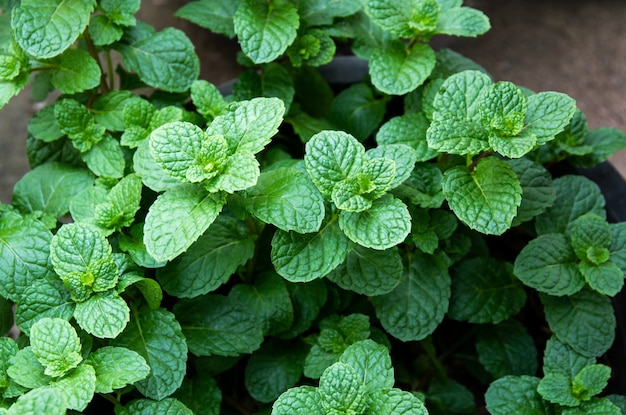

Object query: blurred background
[1,0,625,203]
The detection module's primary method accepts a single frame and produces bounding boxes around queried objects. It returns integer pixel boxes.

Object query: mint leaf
[370,41,435,95]
[367,389,428,415]
[133,140,180,192]
[113,308,187,400]
[7,347,50,389]
[11,0,95,59]
[571,127,626,168]
[49,49,101,94]
[330,83,387,141]
[327,245,403,296]
[94,173,143,233]
[272,386,324,415]
[99,0,140,26]
[376,113,437,162]
[449,257,526,323]
[563,398,622,415]
[239,167,324,234]
[394,163,445,209]
[85,346,150,393]
[279,280,328,339]
[88,14,124,46]
[523,91,577,145]
[570,214,611,263]
[485,376,550,415]
[339,195,411,249]
[173,294,264,357]
[54,99,105,153]
[436,6,490,37]
[234,0,299,64]
[144,185,226,262]
[156,215,254,298]
[287,28,335,68]
[297,0,362,26]
[30,318,82,378]
[91,90,134,132]
[508,158,556,224]
[318,363,367,414]
[120,398,193,415]
[15,277,75,335]
[514,233,585,296]
[572,364,611,401]
[364,0,422,38]
[175,0,239,38]
[174,374,221,415]
[49,363,96,411]
[0,337,18,388]
[541,288,616,357]
[5,388,67,415]
[27,105,64,143]
[74,290,130,339]
[271,216,350,282]
[118,27,200,92]
[372,252,450,341]
[543,337,594,380]
[191,80,227,121]
[339,340,394,392]
[537,373,579,406]
[366,144,416,189]
[82,135,126,179]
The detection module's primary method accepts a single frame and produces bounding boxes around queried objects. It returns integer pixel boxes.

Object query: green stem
[83,29,109,94]
[101,393,120,407]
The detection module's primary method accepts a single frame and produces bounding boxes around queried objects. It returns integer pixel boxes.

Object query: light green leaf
[271,216,350,282]
[11,0,95,59]
[541,288,615,357]
[364,0,419,38]
[173,294,264,357]
[580,261,625,297]
[449,257,526,323]
[94,173,143,232]
[537,373,579,407]
[442,157,522,235]
[376,113,437,162]
[204,150,260,193]
[15,277,74,336]
[297,0,362,26]
[372,252,450,341]
[485,376,549,415]
[118,27,200,92]
[86,346,150,393]
[318,363,367,414]
[121,398,193,415]
[6,388,67,415]
[234,0,299,63]
[436,6,490,37]
[27,105,64,143]
[74,291,130,339]
[339,339,394,392]
[91,90,134,132]
[50,222,113,278]
[241,167,324,233]
[328,245,403,296]
[99,0,140,26]
[156,215,254,298]
[523,91,577,145]
[82,135,126,178]
[49,363,96,411]
[133,139,181,192]
[330,83,387,141]
[572,364,611,401]
[370,41,436,95]
[30,317,82,378]
[54,99,105,153]
[88,14,124,46]
[272,386,324,415]
[49,49,101,94]
[190,80,227,120]
[338,194,411,249]
[113,308,188,400]
[144,185,226,262]
[287,28,335,68]
[508,158,556,224]
[0,73,28,109]
[570,214,611,263]
[514,233,585,296]
[367,389,428,415]
[175,0,240,38]
[7,347,50,389]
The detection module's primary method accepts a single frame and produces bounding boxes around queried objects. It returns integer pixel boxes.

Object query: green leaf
[609,222,626,273]
[436,6,490,37]
[571,127,626,168]
[570,214,611,263]
[240,167,324,233]
[91,90,134,132]
[364,0,421,38]
[271,216,350,282]
[133,140,180,192]
[144,186,226,262]
[476,319,538,378]
[367,389,428,415]
[287,28,335,68]
[15,277,74,335]
[272,386,324,415]
[541,288,615,357]
[543,337,595,380]
[0,337,18,388]
[234,0,299,63]
[175,0,240,38]
[394,163,445,209]
[537,373,579,407]
[370,41,436,95]
[121,398,193,415]
[118,27,200,92]
[0,73,28,109]
[173,294,264,357]
[113,308,188,400]
[54,99,105,153]
[74,291,130,339]
[88,14,124,46]
[49,49,101,94]
[5,388,67,415]
[523,91,577,145]
[99,0,140,26]
[330,83,387,141]
[339,194,411,249]
[245,340,306,403]
[11,0,95,59]
[508,158,556,224]
[49,363,96,411]
[85,346,150,394]
[318,362,367,414]
[0,218,54,302]
[297,0,362,26]
[426,379,475,415]
[338,340,394,392]
[278,280,328,339]
[376,113,437,162]
[535,175,606,235]
[328,245,403,296]
[173,374,221,415]
[203,150,260,193]
[191,80,227,121]
[485,376,550,415]
[30,318,82,378]
[156,215,254,298]
[229,272,294,336]
[7,347,51,389]
[366,144,416,189]
[94,173,143,232]
[372,252,450,341]
[514,233,585,296]
[82,135,126,178]
[563,398,622,415]
[572,364,611,401]
[449,257,526,323]
[27,105,64,143]
[442,157,522,235]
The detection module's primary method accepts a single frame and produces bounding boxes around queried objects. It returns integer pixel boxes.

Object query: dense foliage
[1,0,626,414]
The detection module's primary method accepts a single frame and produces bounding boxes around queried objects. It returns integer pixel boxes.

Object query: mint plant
[1,0,626,414]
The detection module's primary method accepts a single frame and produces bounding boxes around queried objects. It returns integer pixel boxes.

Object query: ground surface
[1,0,625,203]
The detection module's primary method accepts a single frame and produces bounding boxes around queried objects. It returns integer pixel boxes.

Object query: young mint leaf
[99,0,140,26]
[535,175,606,235]
[271,386,324,415]
[541,288,615,357]
[88,14,124,46]
[120,398,193,415]
[112,308,187,400]
[0,337,18,388]
[366,145,416,189]
[74,290,130,339]
[191,80,227,121]
[366,389,428,415]
[393,163,445,209]
[49,363,96,412]
[271,216,350,282]
[173,374,221,415]
[94,173,143,233]
[11,0,95,59]
[49,49,101,94]
[144,185,226,262]
[156,215,254,298]
[202,149,260,193]
[82,135,126,179]
[570,214,611,263]
[244,339,306,403]
[449,257,526,323]
[523,91,577,145]
[330,83,387,141]
[339,194,411,249]
[30,317,82,378]
[372,252,450,341]
[485,376,549,415]
[230,272,294,336]
[370,41,436,95]
[0,71,29,109]
[239,167,325,234]
[436,5,490,37]
[507,158,556,224]
[175,0,240,38]
[475,319,538,379]
[339,340,394,392]
[287,29,335,68]
[537,373,579,407]
[572,364,611,401]
[514,233,585,296]
[318,362,367,414]
[173,294,264,357]
[376,113,437,162]
[562,398,622,415]
[327,245,403,296]
[118,27,199,92]
[133,140,180,192]
[85,346,150,394]
[54,99,106,153]
[7,347,51,389]
[118,272,164,311]
[543,337,595,380]
[296,0,362,26]
[364,0,424,38]
[15,277,75,335]
[234,0,299,64]
[27,105,64,143]
[91,90,134,132]
[5,388,67,415]
[442,157,522,235]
